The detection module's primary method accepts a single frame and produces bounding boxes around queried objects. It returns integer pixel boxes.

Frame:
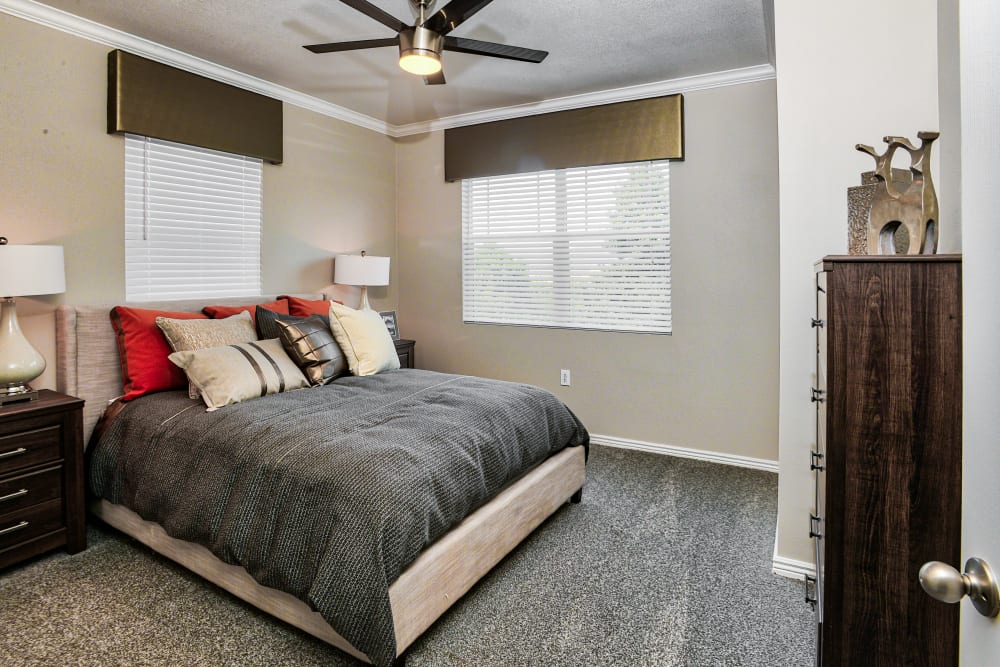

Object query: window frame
[124,134,263,302]
[461,160,672,335]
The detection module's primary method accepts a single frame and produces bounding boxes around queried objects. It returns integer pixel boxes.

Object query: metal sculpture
[855,131,939,255]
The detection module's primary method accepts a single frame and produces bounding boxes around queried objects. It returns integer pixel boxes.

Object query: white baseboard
[589,433,779,473]
[772,553,816,581]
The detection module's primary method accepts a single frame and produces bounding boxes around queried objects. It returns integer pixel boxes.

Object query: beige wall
[773,0,942,566]
[0,12,397,391]
[396,80,780,461]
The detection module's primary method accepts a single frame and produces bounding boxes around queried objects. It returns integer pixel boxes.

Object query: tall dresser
[809,256,962,666]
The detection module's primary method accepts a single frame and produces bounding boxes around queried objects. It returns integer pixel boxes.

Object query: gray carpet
[0,445,816,666]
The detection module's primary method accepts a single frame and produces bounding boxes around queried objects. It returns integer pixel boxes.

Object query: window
[125,134,262,301]
[462,161,671,334]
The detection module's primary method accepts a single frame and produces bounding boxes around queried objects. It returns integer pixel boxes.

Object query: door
[958,1,1000,663]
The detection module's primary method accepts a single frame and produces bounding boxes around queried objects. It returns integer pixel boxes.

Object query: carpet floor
[0,445,816,666]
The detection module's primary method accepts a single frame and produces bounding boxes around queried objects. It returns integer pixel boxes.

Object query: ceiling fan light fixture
[399,51,441,75]
[399,26,444,76]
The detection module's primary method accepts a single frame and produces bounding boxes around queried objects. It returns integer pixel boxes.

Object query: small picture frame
[379,310,399,340]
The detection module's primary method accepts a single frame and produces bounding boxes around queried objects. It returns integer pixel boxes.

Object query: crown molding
[2,0,775,139]
[0,0,390,135]
[388,63,777,137]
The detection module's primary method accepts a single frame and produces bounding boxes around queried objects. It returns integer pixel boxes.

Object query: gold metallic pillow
[276,316,347,385]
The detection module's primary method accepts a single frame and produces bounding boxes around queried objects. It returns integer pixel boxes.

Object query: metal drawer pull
[810,450,825,471]
[0,520,29,536]
[0,488,28,503]
[804,574,818,609]
[811,387,826,403]
[811,318,825,328]
[809,514,824,539]
[0,447,28,460]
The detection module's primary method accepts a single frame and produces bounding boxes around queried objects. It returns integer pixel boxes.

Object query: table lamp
[0,237,66,404]
[334,251,390,310]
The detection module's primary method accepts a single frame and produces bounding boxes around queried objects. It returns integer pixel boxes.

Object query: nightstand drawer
[0,465,62,516]
[394,339,415,369]
[0,423,62,475]
[0,498,64,551]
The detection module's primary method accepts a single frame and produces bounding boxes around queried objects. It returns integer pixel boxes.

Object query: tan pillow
[328,302,401,376]
[157,311,258,398]
[168,339,308,410]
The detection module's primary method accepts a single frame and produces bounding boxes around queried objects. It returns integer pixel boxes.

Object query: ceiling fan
[303,0,548,85]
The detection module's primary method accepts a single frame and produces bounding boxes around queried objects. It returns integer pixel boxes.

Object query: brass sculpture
[854,131,939,255]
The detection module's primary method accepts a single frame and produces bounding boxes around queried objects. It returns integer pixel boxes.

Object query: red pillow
[202,298,289,323]
[110,306,208,401]
[281,295,341,317]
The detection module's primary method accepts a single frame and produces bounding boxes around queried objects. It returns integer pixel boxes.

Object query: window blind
[462,161,671,334]
[125,134,263,301]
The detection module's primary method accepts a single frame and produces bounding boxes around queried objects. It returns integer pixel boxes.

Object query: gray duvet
[88,369,588,666]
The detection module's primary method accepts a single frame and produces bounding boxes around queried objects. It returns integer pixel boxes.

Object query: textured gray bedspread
[88,369,588,666]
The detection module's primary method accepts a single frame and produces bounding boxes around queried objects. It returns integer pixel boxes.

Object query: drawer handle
[0,447,28,460]
[804,574,818,609]
[810,387,826,403]
[810,450,825,471]
[810,318,825,328]
[809,514,824,539]
[0,520,29,536]
[0,488,28,503]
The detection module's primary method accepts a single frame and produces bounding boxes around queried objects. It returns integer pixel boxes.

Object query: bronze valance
[444,94,683,181]
[108,50,283,164]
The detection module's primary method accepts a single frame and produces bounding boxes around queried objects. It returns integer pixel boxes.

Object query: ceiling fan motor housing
[400,26,444,59]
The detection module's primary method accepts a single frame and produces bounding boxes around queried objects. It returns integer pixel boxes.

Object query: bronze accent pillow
[276,316,347,385]
[256,305,330,341]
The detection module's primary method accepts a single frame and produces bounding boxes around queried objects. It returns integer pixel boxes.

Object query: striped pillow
[168,338,309,410]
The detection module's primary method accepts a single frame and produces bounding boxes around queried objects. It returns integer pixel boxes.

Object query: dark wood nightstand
[0,390,86,569]
[394,339,415,369]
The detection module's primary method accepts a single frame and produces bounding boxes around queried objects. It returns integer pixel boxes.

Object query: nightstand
[394,339,416,369]
[0,390,86,569]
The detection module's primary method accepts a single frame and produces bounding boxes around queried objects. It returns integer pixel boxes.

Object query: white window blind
[125,134,262,301]
[462,161,671,333]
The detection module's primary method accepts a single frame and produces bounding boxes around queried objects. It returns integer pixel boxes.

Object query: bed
[55,296,587,666]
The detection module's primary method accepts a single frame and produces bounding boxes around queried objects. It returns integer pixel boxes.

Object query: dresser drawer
[0,465,62,516]
[0,498,64,551]
[0,423,62,476]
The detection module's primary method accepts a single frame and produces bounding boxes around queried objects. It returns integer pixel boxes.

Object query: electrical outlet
[560,369,571,386]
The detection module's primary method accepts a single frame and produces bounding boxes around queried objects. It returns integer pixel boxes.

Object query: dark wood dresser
[394,339,415,369]
[810,256,962,666]
[0,390,86,569]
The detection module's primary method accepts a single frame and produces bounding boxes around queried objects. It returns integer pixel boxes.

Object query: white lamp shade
[0,245,66,297]
[334,254,390,287]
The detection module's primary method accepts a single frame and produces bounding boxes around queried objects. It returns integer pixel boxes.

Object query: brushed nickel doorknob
[919,558,1000,618]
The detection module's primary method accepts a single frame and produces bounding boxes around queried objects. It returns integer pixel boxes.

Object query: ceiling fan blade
[423,70,447,85]
[337,0,408,32]
[423,0,496,36]
[304,37,399,53]
[443,36,548,63]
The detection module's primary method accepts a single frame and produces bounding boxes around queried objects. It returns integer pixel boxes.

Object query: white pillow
[327,302,401,376]
[168,338,309,410]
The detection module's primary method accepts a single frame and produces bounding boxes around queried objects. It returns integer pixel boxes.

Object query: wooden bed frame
[54,297,586,665]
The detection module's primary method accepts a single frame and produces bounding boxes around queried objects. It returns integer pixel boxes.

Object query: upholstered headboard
[55,295,324,445]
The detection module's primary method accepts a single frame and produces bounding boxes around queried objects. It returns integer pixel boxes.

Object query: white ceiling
[23,0,773,131]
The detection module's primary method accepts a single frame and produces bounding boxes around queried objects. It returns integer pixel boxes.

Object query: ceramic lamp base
[0,297,47,400]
